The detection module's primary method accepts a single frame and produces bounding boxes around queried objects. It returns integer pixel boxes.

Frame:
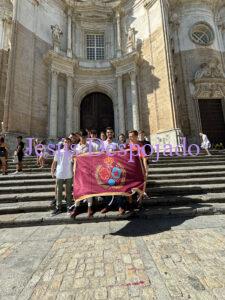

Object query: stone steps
[0,178,54,187]
[1,182,225,196]
[0,153,225,227]
[149,171,225,179]
[0,173,51,181]
[4,167,50,173]
[147,183,225,195]
[1,193,225,215]
[149,161,225,168]
[0,202,225,228]
[4,164,225,174]
[148,177,225,186]
[0,200,51,214]
[149,165,225,174]
[0,184,54,194]
[0,191,55,203]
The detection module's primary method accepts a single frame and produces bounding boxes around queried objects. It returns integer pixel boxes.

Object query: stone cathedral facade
[1,0,225,147]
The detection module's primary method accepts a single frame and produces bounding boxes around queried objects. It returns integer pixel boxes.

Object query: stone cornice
[110,51,140,76]
[144,0,158,10]
[168,0,222,11]
[111,51,139,67]
[0,0,13,20]
[43,50,77,76]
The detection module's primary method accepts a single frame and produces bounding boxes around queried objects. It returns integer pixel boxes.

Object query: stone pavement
[0,215,225,300]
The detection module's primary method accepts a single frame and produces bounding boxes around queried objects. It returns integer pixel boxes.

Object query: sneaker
[67,206,73,215]
[52,208,62,215]
[12,171,19,175]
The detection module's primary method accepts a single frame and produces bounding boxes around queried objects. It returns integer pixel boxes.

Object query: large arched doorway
[80,92,114,133]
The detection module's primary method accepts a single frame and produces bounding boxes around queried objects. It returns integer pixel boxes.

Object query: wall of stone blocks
[139,0,175,136]
[0,49,8,124]
[5,21,51,137]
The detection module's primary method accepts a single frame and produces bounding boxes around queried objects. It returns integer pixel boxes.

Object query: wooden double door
[198,99,225,145]
[80,92,114,134]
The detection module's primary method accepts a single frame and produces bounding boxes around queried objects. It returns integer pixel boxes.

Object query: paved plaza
[0,215,225,300]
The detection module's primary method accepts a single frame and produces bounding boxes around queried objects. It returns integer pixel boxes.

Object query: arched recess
[73,82,118,135]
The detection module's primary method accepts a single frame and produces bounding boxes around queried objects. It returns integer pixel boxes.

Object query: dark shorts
[17,153,23,162]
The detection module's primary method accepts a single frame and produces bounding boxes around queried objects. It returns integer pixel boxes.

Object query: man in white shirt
[103,127,118,153]
[51,137,73,215]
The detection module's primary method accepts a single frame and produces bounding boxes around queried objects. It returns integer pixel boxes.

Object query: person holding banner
[103,127,118,151]
[51,138,73,215]
[70,130,99,219]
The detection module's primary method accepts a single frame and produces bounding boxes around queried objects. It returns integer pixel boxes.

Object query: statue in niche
[50,24,63,52]
[126,27,136,53]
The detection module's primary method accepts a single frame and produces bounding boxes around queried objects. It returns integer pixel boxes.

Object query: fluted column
[67,7,72,58]
[130,71,140,130]
[66,74,73,135]
[116,10,122,58]
[49,69,58,138]
[117,75,125,133]
[74,105,79,131]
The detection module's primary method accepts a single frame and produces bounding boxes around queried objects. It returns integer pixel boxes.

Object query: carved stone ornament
[193,58,225,99]
[169,13,181,28]
[194,58,225,80]
[50,24,63,52]
[216,16,225,32]
[126,27,136,53]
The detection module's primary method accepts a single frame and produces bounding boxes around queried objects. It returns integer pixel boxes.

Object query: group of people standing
[50,128,150,218]
[0,136,25,175]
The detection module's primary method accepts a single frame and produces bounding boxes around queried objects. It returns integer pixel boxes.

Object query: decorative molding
[111,51,140,76]
[44,50,77,77]
[193,58,225,99]
[216,17,225,32]
[169,12,181,28]
[194,58,225,80]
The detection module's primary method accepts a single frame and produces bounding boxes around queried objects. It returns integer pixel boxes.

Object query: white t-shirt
[54,149,73,179]
[75,142,99,155]
[103,139,118,152]
[201,134,211,149]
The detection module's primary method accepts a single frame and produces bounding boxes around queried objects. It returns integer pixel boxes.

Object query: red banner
[73,152,146,202]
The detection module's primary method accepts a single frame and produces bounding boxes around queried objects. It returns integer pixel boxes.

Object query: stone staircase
[0,152,225,227]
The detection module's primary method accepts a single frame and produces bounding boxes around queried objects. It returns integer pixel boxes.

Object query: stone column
[49,69,58,138]
[130,71,140,130]
[66,74,73,135]
[117,75,125,133]
[74,105,79,131]
[67,7,72,58]
[116,10,122,58]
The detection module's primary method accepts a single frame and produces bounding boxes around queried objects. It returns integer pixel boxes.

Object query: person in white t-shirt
[103,127,118,152]
[51,137,74,215]
[199,132,212,156]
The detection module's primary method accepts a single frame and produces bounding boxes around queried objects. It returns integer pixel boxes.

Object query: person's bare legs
[87,198,93,218]
[205,148,212,156]
[0,157,7,174]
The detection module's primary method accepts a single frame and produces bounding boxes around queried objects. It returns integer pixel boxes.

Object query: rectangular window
[86,34,105,60]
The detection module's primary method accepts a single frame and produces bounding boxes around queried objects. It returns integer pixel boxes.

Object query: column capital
[129,70,137,80]
[66,73,74,79]
[51,68,59,76]
[67,7,72,17]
